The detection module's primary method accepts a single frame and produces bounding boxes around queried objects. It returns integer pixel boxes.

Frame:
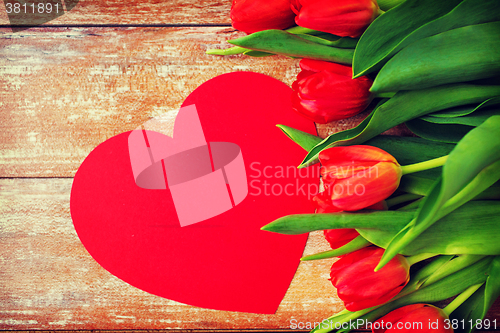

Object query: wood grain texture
[0,27,302,177]
[0,178,342,329]
[0,26,411,178]
[0,0,232,26]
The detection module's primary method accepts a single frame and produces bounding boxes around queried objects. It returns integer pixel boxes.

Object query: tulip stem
[442,283,484,316]
[400,155,448,175]
[285,26,323,35]
[206,46,250,56]
[386,193,422,208]
[206,27,325,56]
[397,198,424,211]
[405,253,437,266]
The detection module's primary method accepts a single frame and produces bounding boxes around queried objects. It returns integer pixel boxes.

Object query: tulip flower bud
[313,145,401,211]
[324,229,360,249]
[292,0,380,38]
[230,0,296,34]
[372,304,453,332]
[292,59,373,124]
[330,247,410,311]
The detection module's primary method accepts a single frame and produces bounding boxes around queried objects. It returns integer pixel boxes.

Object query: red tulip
[313,190,343,214]
[324,229,360,249]
[313,145,401,211]
[292,59,373,124]
[230,0,296,34]
[330,247,410,311]
[292,0,380,38]
[372,304,453,332]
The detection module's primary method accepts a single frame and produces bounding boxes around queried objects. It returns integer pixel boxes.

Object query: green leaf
[263,201,500,257]
[371,21,500,92]
[483,256,500,318]
[205,47,274,57]
[449,285,487,333]
[384,135,499,199]
[206,46,250,56]
[277,124,321,152]
[421,108,500,126]
[397,198,425,211]
[430,97,500,118]
[366,136,455,166]
[429,104,487,119]
[399,175,438,196]
[229,30,354,65]
[261,210,412,235]
[407,255,454,290]
[377,0,406,11]
[310,309,372,333]
[378,116,500,269]
[300,84,500,168]
[415,115,500,220]
[296,33,358,48]
[397,257,492,305]
[405,119,474,143]
[420,255,486,289]
[301,235,371,261]
[414,115,500,209]
[475,182,500,200]
[443,160,500,212]
[397,174,500,200]
[353,0,500,78]
[360,201,500,256]
[206,26,327,57]
[408,202,500,256]
[243,50,273,57]
[449,257,500,333]
[379,161,500,268]
[285,26,324,35]
[353,0,460,77]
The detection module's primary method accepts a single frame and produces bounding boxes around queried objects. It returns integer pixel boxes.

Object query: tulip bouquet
[207,0,500,332]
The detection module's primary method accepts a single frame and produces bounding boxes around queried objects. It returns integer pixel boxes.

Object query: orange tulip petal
[319,146,399,166]
[330,247,410,312]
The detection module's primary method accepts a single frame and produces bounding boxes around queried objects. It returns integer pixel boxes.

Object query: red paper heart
[70,72,318,314]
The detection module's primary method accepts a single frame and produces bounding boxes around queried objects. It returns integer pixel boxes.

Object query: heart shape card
[70,71,319,314]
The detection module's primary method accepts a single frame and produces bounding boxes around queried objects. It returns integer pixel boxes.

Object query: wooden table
[0,0,499,331]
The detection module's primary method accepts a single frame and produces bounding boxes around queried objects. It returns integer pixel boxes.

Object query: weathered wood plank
[0,178,341,329]
[2,178,500,330]
[0,27,302,177]
[0,27,411,178]
[0,0,232,26]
